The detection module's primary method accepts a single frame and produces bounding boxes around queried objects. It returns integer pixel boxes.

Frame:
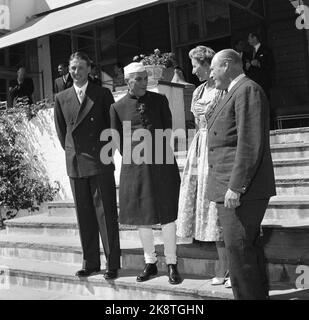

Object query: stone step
[0,247,308,300]
[0,286,99,300]
[273,158,309,176]
[6,195,309,236]
[43,195,309,225]
[275,175,309,195]
[270,127,309,144]
[176,157,309,176]
[267,195,309,223]
[0,257,233,300]
[1,223,309,286]
[271,143,309,160]
[3,213,163,241]
[176,142,309,162]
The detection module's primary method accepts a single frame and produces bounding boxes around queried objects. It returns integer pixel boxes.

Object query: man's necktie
[252,47,257,59]
[78,89,84,103]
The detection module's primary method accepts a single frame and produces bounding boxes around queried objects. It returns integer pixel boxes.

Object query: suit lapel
[65,87,80,121]
[73,83,95,131]
[207,76,249,130]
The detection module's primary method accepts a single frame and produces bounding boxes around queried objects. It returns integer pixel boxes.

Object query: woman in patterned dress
[176,46,230,287]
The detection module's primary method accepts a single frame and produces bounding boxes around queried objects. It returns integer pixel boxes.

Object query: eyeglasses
[136,102,149,128]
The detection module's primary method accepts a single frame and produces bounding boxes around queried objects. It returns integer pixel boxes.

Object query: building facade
[0,0,309,127]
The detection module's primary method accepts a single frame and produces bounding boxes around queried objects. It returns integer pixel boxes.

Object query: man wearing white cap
[110,62,181,284]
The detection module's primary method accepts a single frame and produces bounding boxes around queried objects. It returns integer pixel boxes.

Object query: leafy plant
[134,49,176,68]
[0,107,59,227]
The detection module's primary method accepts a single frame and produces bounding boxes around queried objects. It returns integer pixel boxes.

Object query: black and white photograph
[0,0,309,306]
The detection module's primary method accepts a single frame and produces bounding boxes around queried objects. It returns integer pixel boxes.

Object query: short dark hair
[17,65,26,71]
[69,51,92,66]
[249,32,260,42]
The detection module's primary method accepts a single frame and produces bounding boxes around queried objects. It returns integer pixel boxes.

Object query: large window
[177,2,201,44]
[204,0,230,38]
[174,0,230,46]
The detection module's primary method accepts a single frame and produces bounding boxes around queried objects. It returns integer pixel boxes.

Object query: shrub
[0,106,59,227]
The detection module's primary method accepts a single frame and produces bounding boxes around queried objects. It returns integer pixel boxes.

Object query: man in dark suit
[54,63,73,93]
[88,63,102,87]
[246,32,275,129]
[208,49,276,299]
[8,66,34,108]
[54,51,120,280]
[246,32,274,99]
[233,38,251,74]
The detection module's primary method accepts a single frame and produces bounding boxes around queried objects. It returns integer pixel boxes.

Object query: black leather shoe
[136,263,158,282]
[167,264,181,285]
[104,269,118,280]
[75,267,100,277]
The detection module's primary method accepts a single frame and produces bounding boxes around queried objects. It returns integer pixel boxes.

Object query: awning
[0,0,162,49]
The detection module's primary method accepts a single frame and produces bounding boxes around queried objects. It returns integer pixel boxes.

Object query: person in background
[233,38,250,73]
[8,66,34,108]
[54,63,73,94]
[88,63,102,87]
[246,32,274,100]
[176,46,230,288]
[171,65,187,84]
[113,63,125,90]
[246,32,275,129]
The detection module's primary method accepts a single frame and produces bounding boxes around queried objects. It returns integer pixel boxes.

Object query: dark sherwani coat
[110,91,180,226]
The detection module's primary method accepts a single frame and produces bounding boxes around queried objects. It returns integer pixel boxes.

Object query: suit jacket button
[210,148,214,152]
[209,164,213,168]
[214,131,217,135]
[90,117,94,121]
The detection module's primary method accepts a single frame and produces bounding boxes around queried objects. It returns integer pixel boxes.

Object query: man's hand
[224,188,241,209]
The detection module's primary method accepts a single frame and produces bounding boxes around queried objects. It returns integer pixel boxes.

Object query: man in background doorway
[54,63,73,94]
[246,32,275,128]
[8,66,34,108]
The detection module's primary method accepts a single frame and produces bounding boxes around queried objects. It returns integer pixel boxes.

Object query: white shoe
[224,278,232,288]
[211,277,225,285]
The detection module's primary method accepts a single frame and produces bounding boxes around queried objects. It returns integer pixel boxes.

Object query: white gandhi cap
[124,62,146,78]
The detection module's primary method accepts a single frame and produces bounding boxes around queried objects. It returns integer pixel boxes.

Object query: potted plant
[133,49,176,83]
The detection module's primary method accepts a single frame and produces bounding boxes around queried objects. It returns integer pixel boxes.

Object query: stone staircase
[1,127,309,300]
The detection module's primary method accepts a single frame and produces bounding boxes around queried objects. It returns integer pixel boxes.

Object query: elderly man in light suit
[208,49,276,300]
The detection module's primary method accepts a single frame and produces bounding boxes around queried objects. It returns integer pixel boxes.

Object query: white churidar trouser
[138,221,177,265]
